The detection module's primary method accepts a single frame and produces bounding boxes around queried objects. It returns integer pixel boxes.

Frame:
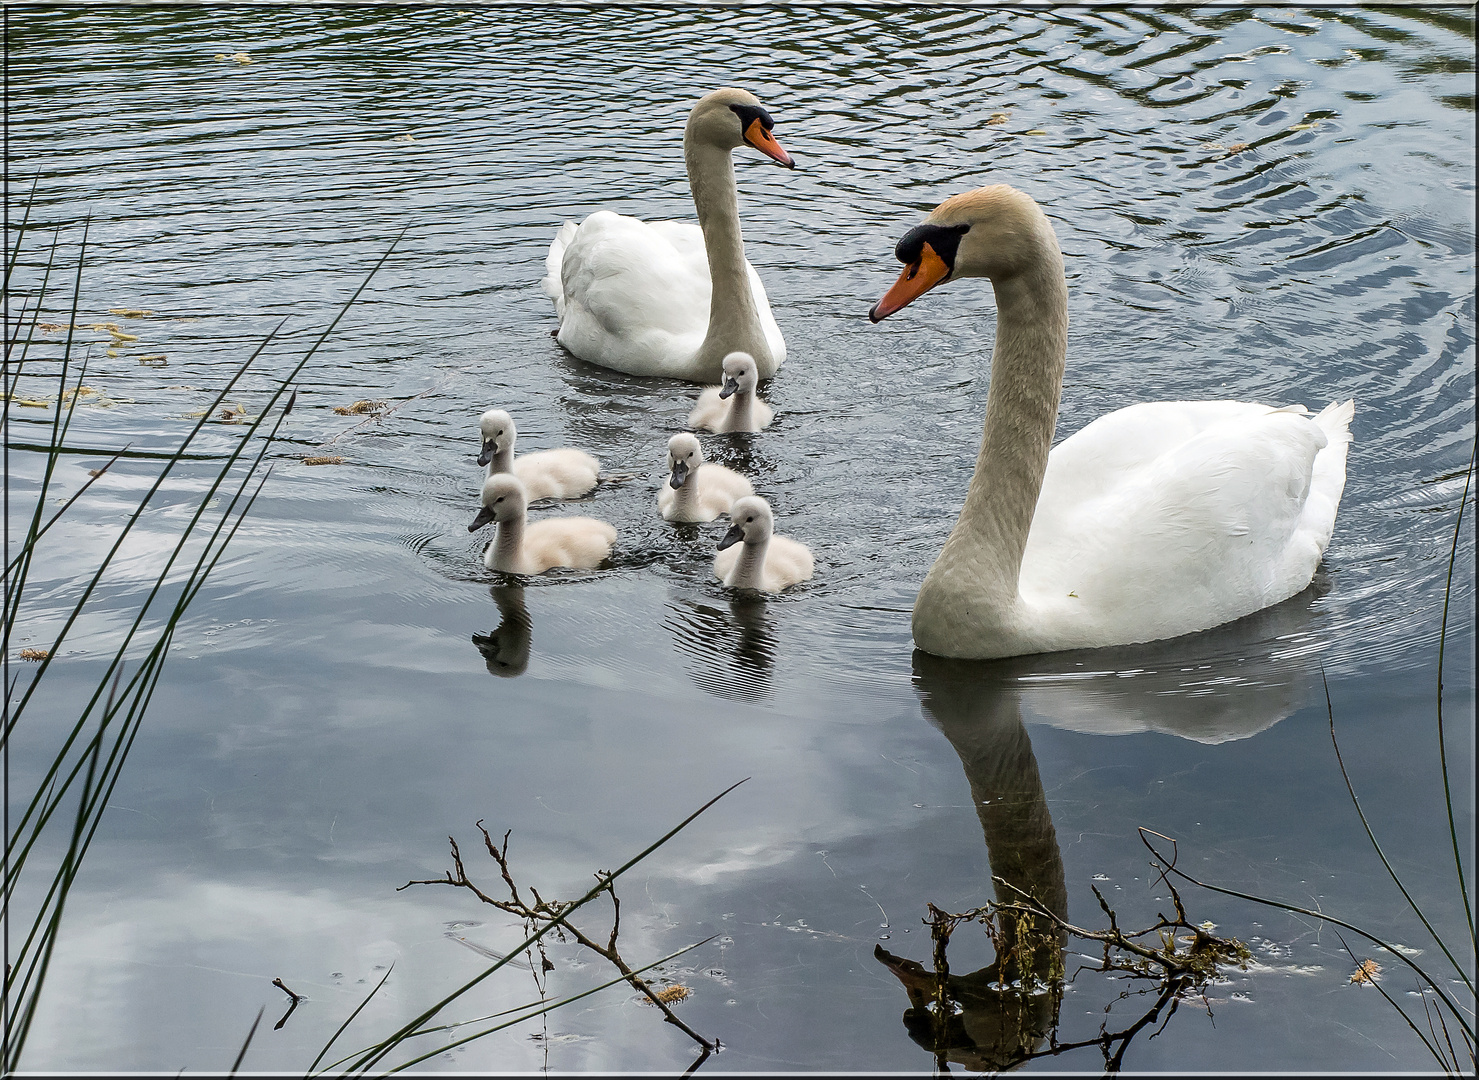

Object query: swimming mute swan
[477,409,600,501]
[543,88,794,382]
[659,432,754,522]
[688,351,773,433]
[469,474,616,574]
[714,495,813,593]
[870,184,1353,660]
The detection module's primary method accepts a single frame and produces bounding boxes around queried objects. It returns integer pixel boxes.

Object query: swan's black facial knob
[730,103,795,168]
[869,222,970,322]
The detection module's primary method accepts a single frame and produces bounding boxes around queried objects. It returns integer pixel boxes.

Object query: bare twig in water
[272,977,302,1031]
[400,822,721,1058]
[318,377,456,447]
[886,872,1249,1073]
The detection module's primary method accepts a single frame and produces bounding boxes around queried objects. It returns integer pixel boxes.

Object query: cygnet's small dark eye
[494,496,504,504]
[746,516,754,522]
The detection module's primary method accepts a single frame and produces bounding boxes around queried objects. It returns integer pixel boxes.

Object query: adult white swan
[543,88,794,382]
[870,185,1354,660]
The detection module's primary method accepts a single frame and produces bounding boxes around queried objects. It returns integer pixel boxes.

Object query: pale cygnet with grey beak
[477,409,600,501]
[714,495,813,593]
[688,351,773,433]
[658,432,754,522]
[469,474,616,574]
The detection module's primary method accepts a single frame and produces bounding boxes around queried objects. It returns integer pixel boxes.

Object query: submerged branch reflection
[876,654,1069,1070]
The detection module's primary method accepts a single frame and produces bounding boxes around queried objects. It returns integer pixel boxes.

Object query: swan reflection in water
[471,585,532,678]
[995,577,1328,743]
[877,584,1328,1067]
[664,594,777,700]
[877,652,1069,1070]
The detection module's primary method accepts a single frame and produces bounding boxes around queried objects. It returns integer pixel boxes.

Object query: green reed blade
[380,937,717,1076]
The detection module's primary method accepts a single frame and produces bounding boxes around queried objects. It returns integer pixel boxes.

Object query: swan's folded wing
[1021,404,1332,636]
[556,211,711,372]
[543,221,579,310]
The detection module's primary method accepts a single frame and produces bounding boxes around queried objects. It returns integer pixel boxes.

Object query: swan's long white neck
[487,445,515,474]
[915,252,1067,650]
[724,385,755,430]
[727,534,769,590]
[493,514,527,572]
[686,140,771,381]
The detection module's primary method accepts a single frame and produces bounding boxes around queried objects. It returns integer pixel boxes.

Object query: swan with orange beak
[868,185,1353,660]
[544,88,798,382]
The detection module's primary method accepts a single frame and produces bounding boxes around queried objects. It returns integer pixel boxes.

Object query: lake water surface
[6,5,1475,1072]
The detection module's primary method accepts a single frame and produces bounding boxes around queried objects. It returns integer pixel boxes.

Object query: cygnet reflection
[877,654,1068,1070]
[471,585,532,678]
[998,579,1331,743]
[663,594,777,700]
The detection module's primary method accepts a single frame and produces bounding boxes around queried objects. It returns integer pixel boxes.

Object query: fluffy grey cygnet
[713,495,813,593]
[658,432,754,522]
[477,409,599,500]
[688,352,773,433]
[470,474,616,574]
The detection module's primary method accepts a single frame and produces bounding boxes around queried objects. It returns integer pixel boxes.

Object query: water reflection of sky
[8,5,1474,1072]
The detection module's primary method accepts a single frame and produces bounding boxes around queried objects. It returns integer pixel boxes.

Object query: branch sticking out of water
[879,871,1250,1073]
[401,822,722,1061]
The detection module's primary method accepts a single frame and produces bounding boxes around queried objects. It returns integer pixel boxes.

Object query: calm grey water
[6,5,1475,1072]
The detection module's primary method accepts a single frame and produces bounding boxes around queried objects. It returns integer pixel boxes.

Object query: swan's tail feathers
[542,221,579,316]
[1305,398,1355,558]
[1314,398,1356,445]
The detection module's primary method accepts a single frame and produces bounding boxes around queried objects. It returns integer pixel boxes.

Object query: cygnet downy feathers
[658,432,754,522]
[478,409,600,501]
[713,495,813,593]
[688,351,773,434]
[470,473,616,574]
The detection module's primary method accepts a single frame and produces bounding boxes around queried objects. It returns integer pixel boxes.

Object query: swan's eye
[494,496,504,504]
[745,516,754,523]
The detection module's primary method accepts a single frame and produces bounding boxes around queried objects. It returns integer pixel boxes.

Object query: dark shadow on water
[663,593,777,700]
[471,585,532,678]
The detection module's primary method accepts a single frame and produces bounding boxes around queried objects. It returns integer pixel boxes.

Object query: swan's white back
[1014,398,1353,653]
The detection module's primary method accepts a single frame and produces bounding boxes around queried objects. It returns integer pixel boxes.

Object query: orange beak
[743,118,795,168]
[869,243,951,322]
